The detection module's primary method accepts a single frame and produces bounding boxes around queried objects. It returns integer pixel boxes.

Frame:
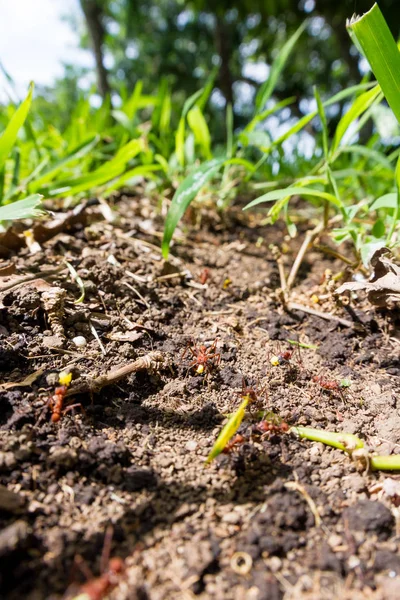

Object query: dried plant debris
[336,247,400,307]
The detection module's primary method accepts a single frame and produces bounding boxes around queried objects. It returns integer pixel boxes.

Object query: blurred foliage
[72,1,400,130]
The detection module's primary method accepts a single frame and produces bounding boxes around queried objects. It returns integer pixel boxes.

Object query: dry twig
[66,351,165,397]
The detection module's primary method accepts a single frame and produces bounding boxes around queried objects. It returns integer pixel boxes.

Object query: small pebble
[72,336,87,349]
[185,440,198,452]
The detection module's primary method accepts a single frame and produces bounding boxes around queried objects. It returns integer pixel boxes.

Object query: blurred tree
[75,0,400,124]
[79,0,111,99]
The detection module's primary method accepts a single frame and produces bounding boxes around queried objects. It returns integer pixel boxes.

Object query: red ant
[67,526,125,600]
[256,420,289,435]
[182,338,221,375]
[267,342,302,368]
[41,372,83,424]
[199,268,210,285]
[222,434,245,454]
[238,377,267,408]
[313,375,346,401]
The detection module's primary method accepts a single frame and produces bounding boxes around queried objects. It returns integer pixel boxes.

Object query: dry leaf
[106,331,143,342]
[335,247,400,307]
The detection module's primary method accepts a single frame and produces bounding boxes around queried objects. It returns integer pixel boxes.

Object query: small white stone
[72,336,87,348]
[185,440,198,452]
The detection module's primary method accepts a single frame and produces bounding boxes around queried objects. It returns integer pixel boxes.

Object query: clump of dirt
[0,195,400,600]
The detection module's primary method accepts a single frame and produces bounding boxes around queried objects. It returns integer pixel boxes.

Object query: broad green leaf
[371,218,385,238]
[0,194,44,221]
[206,397,249,464]
[256,21,307,112]
[243,186,343,211]
[162,158,225,259]
[0,83,33,168]
[347,4,400,126]
[370,193,397,210]
[187,105,212,159]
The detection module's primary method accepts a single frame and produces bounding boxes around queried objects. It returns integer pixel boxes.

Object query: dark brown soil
[1,195,400,600]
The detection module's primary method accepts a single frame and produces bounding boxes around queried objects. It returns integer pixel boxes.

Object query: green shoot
[206,396,250,464]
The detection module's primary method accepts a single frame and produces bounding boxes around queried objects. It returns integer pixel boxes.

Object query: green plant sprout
[205,396,250,464]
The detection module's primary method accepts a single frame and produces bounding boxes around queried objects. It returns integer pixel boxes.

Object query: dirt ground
[1,194,400,600]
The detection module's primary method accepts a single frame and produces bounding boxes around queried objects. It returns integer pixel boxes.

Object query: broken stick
[66,351,165,397]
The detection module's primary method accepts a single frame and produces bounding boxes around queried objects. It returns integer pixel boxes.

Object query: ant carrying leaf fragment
[182,338,220,375]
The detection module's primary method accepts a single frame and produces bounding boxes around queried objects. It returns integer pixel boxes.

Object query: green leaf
[347,4,400,126]
[370,193,397,211]
[0,83,33,169]
[162,158,225,259]
[271,83,375,148]
[0,194,44,221]
[29,135,100,192]
[371,219,386,238]
[187,105,212,159]
[338,144,394,171]
[175,88,205,167]
[331,85,382,155]
[361,239,387,267]
[314,86,329,160]
[205,397,249,464]
[256,21,307,112]
[243,186,343,212]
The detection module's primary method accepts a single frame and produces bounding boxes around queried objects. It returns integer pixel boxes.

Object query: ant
[267,342,302,368]
[255,420,289,435]
[67,526,125,600]
[222,434,245,454]
[42,371,84,424]
[182,337,221,375]
[238,377,267,409]
[199,268,210,285]
[313,375,346,401]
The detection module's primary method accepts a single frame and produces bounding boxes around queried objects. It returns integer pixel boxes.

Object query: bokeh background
[1,0,399,141]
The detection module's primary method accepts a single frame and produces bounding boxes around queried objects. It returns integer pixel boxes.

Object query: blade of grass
[0,83,33,168]
[0,194,44,221]
[162,158,225,259]
[256,21,307,112]
[347,3,400,126]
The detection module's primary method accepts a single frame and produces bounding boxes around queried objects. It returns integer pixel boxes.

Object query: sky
[0,0,92,98]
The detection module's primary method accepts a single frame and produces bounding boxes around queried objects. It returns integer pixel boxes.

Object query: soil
[1,194,400,600]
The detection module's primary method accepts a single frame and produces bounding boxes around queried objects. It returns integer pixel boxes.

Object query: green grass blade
[243,186,343,211]
[187,105,212,159]
[29,135,100,192]
[206,397,249,464]
[271,83,376,149]
[0,194,44,221]
[256,21,307,113]
[0,83,33,168]
[347,3,400,126]
[314,87,329,160]
[175,88,206,167]
[162,158,225,259]
[331,85,382,155]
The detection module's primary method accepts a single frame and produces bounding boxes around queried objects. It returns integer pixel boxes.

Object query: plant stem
[323,199,329,229]
[291,426,364,452]
[370,455,400,471]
